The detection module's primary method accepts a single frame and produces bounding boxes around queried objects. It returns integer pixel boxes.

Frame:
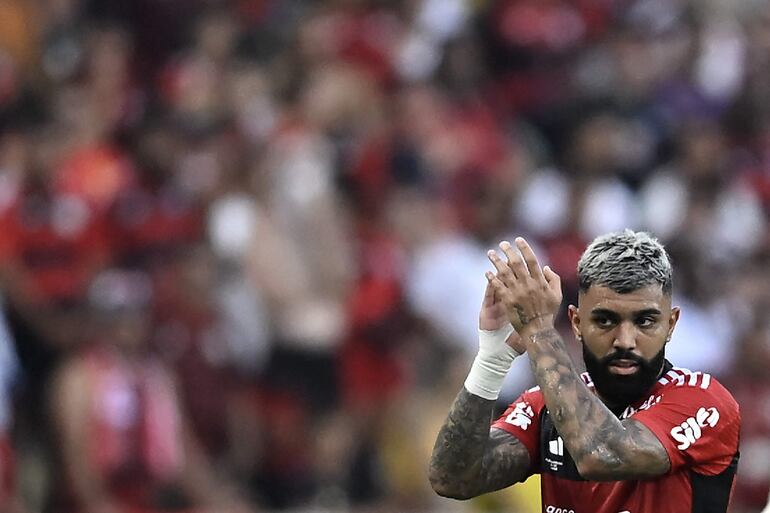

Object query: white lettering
[669,407,720,450]
[504,402,535,430]
[545,506,575,513]
[620,394,661,419]
[686,417,702,440]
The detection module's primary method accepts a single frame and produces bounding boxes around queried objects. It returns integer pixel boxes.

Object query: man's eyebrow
[589,308,662,317]
[590,308,620,317]
[633,308,662,317]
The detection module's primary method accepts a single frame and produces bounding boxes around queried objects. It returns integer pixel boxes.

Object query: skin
[428,278,529,499]
[568,285,679,386]
[429,238,680,499]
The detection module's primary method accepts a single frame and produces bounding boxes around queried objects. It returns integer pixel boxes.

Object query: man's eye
[638,317,656,328]
[595,317,614,328]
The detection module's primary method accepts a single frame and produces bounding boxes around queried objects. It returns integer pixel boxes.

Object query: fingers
[489,238,545,283]
[482,272,496,307]
[515,237,545,282]
[543,265,562,293]
[486,272,508,299]
[489,238,554,290]
[498,240,529,280]
[487,248,515,282]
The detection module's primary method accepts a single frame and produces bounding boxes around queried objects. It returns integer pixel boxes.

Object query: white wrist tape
[464,324,520,400]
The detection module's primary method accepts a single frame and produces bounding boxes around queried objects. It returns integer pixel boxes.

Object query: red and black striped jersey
[492,361,740,513]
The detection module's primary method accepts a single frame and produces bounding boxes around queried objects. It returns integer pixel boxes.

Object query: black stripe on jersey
[690,452,739,513]
[539,408,585,481]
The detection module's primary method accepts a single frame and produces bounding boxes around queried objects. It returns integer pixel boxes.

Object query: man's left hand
[486,237,562,337]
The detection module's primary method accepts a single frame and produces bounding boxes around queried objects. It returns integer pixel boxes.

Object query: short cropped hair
[578,230,673,295]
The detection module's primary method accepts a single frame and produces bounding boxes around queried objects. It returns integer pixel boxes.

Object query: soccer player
[429,230,740,513]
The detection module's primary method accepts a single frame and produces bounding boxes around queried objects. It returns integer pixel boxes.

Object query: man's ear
[568,305,581,341]
[666,306,681,343]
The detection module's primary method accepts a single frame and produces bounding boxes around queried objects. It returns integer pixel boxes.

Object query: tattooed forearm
[429,388,530,499]
[525,328,669,480]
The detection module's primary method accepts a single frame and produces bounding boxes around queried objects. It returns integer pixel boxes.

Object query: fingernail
[515,237,525,245]
[499,240,511,249]
[487,250,496,257]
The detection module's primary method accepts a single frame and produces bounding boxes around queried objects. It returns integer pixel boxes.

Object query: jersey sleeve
[491,387,545,476]
[631,376,740,475]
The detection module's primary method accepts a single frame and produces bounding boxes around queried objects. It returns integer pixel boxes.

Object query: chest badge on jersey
[546,436,564,471]
[540,413,584,480]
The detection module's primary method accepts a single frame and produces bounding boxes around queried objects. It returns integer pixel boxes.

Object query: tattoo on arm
[429,388,531,499]
[526,328,670,480]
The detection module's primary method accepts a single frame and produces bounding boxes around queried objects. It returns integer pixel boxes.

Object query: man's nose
[613,321,637,350]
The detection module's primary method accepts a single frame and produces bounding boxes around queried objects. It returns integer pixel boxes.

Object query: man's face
[568,284,680,409]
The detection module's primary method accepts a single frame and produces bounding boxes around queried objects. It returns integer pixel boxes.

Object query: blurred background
[0,0,769,512]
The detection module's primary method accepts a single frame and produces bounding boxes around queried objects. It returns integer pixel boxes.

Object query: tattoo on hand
[515,304,530,325]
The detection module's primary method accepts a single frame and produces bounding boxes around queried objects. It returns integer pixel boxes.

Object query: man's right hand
[480,273,526,355]
[464,275,525,400]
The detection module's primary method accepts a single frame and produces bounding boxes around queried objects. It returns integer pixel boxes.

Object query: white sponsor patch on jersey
[669,406,720,450]
[504,401,534,430]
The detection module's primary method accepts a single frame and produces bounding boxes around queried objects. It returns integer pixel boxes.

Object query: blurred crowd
[1,0,770,512]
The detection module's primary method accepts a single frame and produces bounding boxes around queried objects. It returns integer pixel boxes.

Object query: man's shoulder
[658,366,714,389]
[658,366,730,392]
[656,366,739,413]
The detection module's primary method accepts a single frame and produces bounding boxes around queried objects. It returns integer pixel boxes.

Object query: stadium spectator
[48,269,252,513]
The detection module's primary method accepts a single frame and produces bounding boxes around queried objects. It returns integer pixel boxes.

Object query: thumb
[482,271,496,307]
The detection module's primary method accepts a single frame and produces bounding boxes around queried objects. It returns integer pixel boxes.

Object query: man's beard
[582,342,666,410]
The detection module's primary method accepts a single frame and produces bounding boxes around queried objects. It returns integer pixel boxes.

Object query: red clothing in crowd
[0,188,109,305]
[59,348,184,511]
[0,435,15,508]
